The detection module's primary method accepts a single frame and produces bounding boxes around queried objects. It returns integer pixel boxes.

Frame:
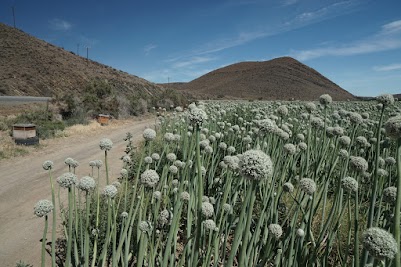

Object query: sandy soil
[0,116,155,267]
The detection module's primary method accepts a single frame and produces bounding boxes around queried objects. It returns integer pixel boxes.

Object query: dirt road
[0,116,154,267]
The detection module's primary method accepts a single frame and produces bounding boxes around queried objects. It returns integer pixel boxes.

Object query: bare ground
[0,116,155,267]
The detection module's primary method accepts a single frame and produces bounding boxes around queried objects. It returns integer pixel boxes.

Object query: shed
[13,123,39,145]
[97,114,111,125]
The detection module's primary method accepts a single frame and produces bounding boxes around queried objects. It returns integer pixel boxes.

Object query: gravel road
[0,117,154,266]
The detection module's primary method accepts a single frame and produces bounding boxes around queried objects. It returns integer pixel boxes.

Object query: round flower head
[339,149,349,159]
[203,219,217,231]
[189,107,208,126]
[153,191,162,200]
[140,169,160,188]
[65,157,75,166]
[385,156,396,166]
[283,182,294,193]
[362,227,397,260]
[180,191,190,201]
[376,94,394,107]
[222,203,233,214]
[382,186,397,205]
[144,156,153,164]
[151,153,160,161]
[166,153,177,162]
[349,112,363,125]
[268,224,283,239]
[223,155,240,170]
[277,105,288,117]
[385,115,401,140]
[42,160,54,170]
[89,160,97,167]
[78,176,96,192]
[319,94,332,106]
[139,221,153,233]
[305,102,316,113]
[164,133,175,142]
[94,160,103,168]
[298,142,307,151]
[143,128,156,141]
[219,142,227,150]
[57,172,77,188]
[169,165,178,174]
[99,138,113,151]
[122,155,131,163]
[201,202,214,218]
[239,149,274,181]
[299,178,316,195]
[103,185,118,198]
[296,228,305,237]
[349,156,368,173]
[34,199,54,217]
[158,209,172,226]
[121,211,129,218]
[227,146,236,154]
[120,168,128,178]
[283,143,297,155]
[112,181,121,188]
[339,136,351,147]
[341,176,358,193]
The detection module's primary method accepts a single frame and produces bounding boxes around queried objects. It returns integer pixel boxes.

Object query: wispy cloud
[293,1,354,22]
[380,20,401,35]
[144,44,157,55]
[172,56,217,68]
[49,18,72,31]
[290,20,401,60]
[167,1,359,63]
[281,0,299,7]
[373,63,401,72]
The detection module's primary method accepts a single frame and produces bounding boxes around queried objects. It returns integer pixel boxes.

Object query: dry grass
[0,131,30,159]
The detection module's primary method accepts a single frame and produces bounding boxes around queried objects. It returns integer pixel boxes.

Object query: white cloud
[49,19,72,31]
[373,63,401,72]
[294,1,355,22]
[290,20,401,61]
[167,1,358,64]
[172,56,217,68]
[380,20,401,35]
[281,0,298,6]
[144,44,157,55]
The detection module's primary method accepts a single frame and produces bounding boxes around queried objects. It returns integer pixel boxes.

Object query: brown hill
[161,57,355,101]
[0,22,162,98]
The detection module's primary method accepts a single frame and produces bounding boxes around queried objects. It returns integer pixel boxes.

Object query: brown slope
[0,22,162,97]
[166,57,355,101]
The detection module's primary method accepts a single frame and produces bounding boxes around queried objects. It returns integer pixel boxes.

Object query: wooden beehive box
[97,114,110,125]
[13,123,36,139]
[13,123,39,145]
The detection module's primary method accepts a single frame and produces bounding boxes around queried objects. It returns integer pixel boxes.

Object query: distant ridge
[0,22,163,98]
[160,57,355,101]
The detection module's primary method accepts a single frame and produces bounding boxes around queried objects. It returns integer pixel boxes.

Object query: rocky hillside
[0,22,162,98]
[161,57,355,101]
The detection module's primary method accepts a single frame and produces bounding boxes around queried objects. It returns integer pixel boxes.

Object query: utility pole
[168,76,170,86]
[86,46,90,63]
[77,43,80,56]
[12,6,16,28]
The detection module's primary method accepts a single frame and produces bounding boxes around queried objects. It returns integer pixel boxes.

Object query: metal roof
[13,123,36,128]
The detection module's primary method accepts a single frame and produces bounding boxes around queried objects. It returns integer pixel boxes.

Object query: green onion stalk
[46,166,57,267]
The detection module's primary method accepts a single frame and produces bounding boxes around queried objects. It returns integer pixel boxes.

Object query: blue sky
[1,0,401,96]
